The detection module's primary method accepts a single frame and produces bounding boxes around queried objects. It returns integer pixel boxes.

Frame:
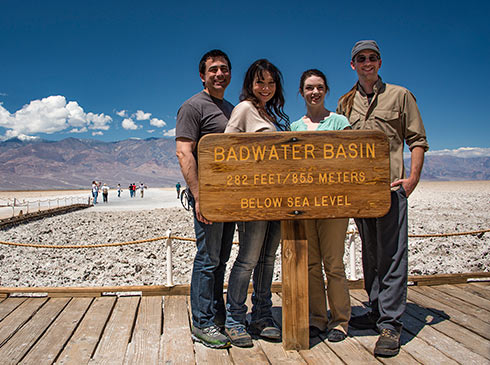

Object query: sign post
[198,130,390,350]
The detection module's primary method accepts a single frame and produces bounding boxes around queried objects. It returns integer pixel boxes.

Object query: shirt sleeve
[176,102,201,141]
[403,91,429,152]
[336,115,351,130]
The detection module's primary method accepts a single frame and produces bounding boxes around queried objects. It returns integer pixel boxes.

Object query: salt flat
[0,181,488,288]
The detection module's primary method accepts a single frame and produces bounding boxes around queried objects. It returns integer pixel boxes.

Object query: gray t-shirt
[176,91,234,148]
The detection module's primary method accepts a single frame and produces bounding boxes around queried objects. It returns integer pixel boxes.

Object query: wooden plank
[161,296,195,364]
[257,293,306,364]
[0,284,191,296]
[434,284,490,312]
[124,296,162,364]
[455,282,490,301]
[184,297,232,365]
[0,297,47,346]
[228,342,270,365]
[354,287,490,360]
[91,296,139,364]
[409,272,490,286]
[19,298,92,364]
[281,220,309,350]
[405,295,490,360]
[411,286,490,327]
[0,298,69,364]
[397,330,458,365]
[56,297,116,364]
[471,281,490,289]
[407,287,490,341]
[0,297,26,321]
[198,130,391,221]
[324,334,381,364]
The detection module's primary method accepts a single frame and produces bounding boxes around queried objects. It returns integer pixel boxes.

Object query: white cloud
[163,128,176,137]
[134,110,151,120]
[150,117,166,128]
[69,127,88,133]
[0,92,7,97]
[147,129,155,133]
[116,109,127,117]
[122,118,139,130]
[0,95,112,139]
[404,147,490,158]
[92,131,103,136]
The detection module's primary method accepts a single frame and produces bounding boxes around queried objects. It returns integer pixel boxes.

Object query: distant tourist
[337,40,429,357]
[176,182,181,199]
[117,184,122,197]
[102,183,109,203]
[223,59,289,347]
[91,181,99,205]
[291,69,351,342]
[139,183,145,198]
[129,183,136,198]
[176,49,235,349]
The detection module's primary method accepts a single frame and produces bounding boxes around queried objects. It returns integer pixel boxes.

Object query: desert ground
[0,181,488,288]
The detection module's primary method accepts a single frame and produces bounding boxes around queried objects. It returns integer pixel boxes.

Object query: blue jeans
[190,197,235,329]
[225,220,281,328]
[92,192,98,204]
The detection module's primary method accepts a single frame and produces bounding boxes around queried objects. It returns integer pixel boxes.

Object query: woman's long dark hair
[240,59,290,131]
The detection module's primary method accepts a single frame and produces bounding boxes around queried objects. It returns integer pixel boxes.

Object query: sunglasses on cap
[355,54,380,63]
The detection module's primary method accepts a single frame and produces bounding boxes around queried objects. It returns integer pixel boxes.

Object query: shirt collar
[357,76,385,95]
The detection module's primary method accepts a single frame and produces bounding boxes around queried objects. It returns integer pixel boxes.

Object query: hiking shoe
[192,325,231,349]
[225,325,253,347]
[349,311,379,330]
[309,325,323,338]
[248,318,281,341]
[374,328,401,357]
[327,329,347,342]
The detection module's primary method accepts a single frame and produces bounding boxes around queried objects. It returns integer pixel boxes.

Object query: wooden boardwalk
[0,281,489,364]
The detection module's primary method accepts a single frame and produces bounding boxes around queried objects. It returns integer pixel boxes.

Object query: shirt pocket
[373,110,402,142]
[349,111,362,129]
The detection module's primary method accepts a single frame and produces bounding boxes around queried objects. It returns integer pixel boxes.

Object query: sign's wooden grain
[198,130,390,221]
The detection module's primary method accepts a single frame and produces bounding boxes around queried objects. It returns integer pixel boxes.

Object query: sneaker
[327,329,347,342]
[349,311,379,330]
[374,328,401,357]
[248,318,281,341]
[225,325,253,348]
[309,325,323,338]
[192,325,231,349]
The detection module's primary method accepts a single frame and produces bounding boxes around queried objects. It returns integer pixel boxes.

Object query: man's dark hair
[198,49,231,75]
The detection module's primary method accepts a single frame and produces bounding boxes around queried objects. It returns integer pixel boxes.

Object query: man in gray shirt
[176,49,235,349]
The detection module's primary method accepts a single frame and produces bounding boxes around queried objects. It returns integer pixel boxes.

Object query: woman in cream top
[223,59,288,348]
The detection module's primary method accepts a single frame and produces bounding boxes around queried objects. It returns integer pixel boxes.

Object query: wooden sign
[198,130,390,222]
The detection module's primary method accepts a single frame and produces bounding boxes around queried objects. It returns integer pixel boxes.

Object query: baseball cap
[351,40,380,60]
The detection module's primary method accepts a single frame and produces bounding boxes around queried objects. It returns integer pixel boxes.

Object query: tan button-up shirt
[337,78,429,185]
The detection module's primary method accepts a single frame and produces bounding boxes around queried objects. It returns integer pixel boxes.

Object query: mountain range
[0,137,182,190]
[0,138,488,190]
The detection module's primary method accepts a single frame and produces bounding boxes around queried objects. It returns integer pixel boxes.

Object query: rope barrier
[0,229,487,249]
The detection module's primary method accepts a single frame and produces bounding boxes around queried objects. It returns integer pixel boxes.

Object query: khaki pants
[305,218,351,333]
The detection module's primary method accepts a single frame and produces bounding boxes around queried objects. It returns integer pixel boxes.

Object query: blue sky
[1,0,489,152]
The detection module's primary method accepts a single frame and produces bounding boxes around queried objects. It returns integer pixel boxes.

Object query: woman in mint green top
[292,69,351,342]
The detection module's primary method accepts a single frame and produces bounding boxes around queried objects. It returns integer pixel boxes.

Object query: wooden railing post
[165,229,174,286]
[281,220,309,350]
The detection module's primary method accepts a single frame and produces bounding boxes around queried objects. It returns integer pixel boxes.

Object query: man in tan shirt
[337,40,429,357]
